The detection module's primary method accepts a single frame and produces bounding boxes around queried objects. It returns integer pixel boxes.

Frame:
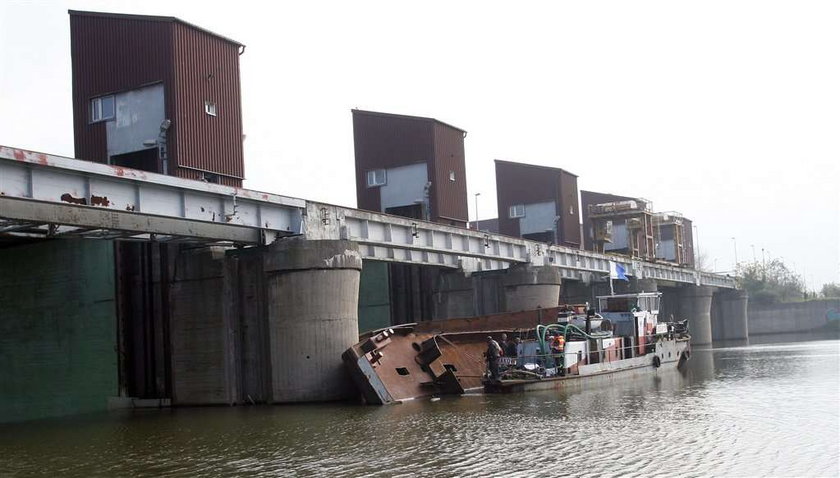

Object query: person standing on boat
[485,336,502,381]
[551,335,566,375]
[505,336,518,358]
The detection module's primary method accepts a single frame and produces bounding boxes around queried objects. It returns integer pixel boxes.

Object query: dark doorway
[111,148,160,173]
[385,204,424,220]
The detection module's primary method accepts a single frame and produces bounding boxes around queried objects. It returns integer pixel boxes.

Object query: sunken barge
[343,292,690,404]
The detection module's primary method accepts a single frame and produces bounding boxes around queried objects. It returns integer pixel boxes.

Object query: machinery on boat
[342,292,690,404]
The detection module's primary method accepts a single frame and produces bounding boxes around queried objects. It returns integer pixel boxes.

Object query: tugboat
[342,292,690,405]
[482,292,690,394]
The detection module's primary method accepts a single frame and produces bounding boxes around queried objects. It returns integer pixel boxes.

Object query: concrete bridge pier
[502,264,562,312]
[712,289,749,344]
[169,246,239,405]
[263,239,362,403]
[633,278,658,293]
[432,271,476,319]
[679,285,715,345]
[561,280,594,305]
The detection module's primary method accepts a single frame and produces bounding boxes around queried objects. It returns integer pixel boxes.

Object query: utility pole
[473,192,481,231]
[731,237,738,270]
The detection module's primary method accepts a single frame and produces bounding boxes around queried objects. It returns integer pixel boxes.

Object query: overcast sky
[1,1,838,289]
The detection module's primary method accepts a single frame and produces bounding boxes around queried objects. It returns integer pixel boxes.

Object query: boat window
[396,367,410,376]
[443,364,458,372]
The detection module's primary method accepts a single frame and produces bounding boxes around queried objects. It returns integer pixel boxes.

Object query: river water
[2,340,838,477]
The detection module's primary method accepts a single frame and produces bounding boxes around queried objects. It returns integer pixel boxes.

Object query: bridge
[1,144,749,420]
[0,145,735,289]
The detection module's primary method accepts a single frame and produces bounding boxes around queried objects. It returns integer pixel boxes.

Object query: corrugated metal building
[69,10,245,187]
[494,160,581,247]
[352,110,468,227]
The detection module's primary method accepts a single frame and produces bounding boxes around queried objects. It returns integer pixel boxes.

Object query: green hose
[535,322,612,354]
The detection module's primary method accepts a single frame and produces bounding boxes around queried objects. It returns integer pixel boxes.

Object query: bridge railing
[0,145,737,289]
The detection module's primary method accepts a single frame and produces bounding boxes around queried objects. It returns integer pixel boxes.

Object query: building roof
[68,10,245,48]
[494,159,578,178]
[352,109,466,134]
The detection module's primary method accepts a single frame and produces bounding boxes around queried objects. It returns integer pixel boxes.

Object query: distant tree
[822,283,840,299]
[737,259,805,304]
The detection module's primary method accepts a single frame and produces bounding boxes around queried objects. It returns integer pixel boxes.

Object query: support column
[561,280,593,305]
[714,289,749,342]
[263,239,362,402]
[679,285,715,345]
[633,278,658,293]
[169,246,238,405]
[433,270,475,319]
[502,264,562,312]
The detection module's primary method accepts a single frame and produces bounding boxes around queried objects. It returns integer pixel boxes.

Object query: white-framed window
[205,101,217,116]
[90,95,115,123]
[509,204,525,218]
[366,169,386,187]
[449,170,456,182]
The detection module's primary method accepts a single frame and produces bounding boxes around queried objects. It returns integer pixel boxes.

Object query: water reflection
[1,341,838,477]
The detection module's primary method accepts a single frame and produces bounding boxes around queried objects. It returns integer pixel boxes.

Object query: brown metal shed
[352,110,468,227]
[494,160,581,248]
[69,10,245,186]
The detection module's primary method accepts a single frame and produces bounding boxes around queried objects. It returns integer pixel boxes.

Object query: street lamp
[473,192,481,231]
[731,237,738,269]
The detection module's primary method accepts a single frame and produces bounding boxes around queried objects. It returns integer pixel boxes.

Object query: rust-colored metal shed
[352,110,468,227]
[494,160,581,248]
[69,10,245,186]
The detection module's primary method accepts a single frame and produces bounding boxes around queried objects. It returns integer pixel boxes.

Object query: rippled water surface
[2,340,838,477]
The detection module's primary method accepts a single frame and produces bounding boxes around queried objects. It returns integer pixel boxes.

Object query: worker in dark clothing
[505,336,518,358]
[485,336,502,381]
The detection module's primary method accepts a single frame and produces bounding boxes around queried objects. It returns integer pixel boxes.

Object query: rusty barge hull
[343,307,570,405]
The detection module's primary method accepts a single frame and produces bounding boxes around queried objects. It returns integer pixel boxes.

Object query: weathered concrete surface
[712,289,749,342]
[169,246,239,405]
[358,260,391,333]
[633,278,658,293]
[748,299,840,336]
[433,270,475,319]
[0,240,117,424]
[679,286,715,345]
[561,280,594,306]
[502,264,562,312]
[264,239,361,402]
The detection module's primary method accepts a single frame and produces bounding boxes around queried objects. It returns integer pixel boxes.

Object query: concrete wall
[169,247,239,405]
[748,300,840,336]
[0,240,117,423]
[358,260,391,333]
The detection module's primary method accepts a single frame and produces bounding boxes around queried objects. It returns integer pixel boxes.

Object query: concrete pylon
[433,271,475,319]
[502,264,562,312]
[561,280,593,305]
[679,285,715,345]
[633,278,658,293]
[713,289,749,343]
[263,239,362,402]
[169,246,238,405]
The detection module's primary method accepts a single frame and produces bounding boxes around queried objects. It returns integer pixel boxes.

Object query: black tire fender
[652,355,661,368]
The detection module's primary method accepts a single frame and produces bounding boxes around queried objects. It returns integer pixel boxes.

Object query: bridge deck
[0,145,736,289]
